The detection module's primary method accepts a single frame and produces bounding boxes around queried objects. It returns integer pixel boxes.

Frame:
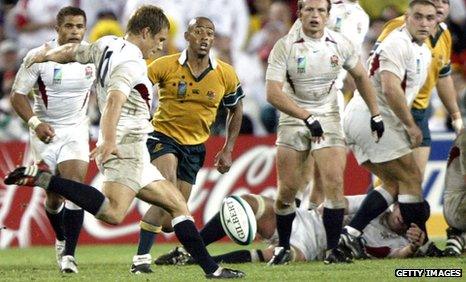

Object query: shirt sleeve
[107,60,144,97]
[147,58,166,85]
[11,51,40,95]
[341,37,359,71]
[75,41,100,64]
[439,29,452,78]
[377,38,408,81]
[222,64,244,108]
[265,38,288,83]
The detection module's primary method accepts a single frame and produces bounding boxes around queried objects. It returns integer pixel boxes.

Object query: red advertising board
[0,136,370,247]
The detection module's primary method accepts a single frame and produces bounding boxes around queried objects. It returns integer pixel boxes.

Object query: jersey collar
[177,49,218,69]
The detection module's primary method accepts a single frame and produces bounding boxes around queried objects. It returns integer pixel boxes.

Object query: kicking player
[130,17,244,273]
[265,0,383,264]
[156,194,428,265]
[10,6,94,273]
[443,131,466,256]
[340,0,437,259]
[4,5,244,279]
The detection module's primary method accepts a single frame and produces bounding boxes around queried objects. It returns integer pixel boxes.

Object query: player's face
[299,0,329,37]
[186,19,215,58]
[431,0,450,22]
[143,27,168,59]
[56,15,86,45]
[387,205,408,235]
[406,4,437,43]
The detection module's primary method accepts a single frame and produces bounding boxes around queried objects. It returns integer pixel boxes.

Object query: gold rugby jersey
[147,50,244,145]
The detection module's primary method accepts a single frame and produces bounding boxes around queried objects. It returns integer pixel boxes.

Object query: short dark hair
[56,6,86,26]
[126,5,170,36]
[409,0,437,10]
[297,0,332,13]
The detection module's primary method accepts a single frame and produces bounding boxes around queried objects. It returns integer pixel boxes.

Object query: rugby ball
[219,195,257,245]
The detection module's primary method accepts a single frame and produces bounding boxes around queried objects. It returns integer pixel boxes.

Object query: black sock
[199,213,226,246]
[63,208,84,256]
[399,202,428,238]
[276,212,295,250]
[323,208,345,250]
[48,176,105,215]
[349,189,390,232]
[137,229,157,255]
[173,218,218,274]
[45,207,65,241]
[212,250,252,263]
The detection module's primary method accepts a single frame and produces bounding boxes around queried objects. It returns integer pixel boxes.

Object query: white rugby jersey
[445,144,465,195]
[75,36,154,143]
[362,215,410,258]
[355,26,431,115]
[266,27,358,122]
[13,40,95,127]
[327,0,369,54]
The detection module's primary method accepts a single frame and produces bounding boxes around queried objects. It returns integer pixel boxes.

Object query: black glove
[304,115,323,137]
[370,114,384,141]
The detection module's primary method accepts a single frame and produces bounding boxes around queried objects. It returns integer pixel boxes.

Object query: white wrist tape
[452,118,464,134]
[27,116,42,130]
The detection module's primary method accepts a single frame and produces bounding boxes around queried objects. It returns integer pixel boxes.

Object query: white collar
[177,49,218,69]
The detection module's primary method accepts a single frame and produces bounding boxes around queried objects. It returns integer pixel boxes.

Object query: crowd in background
[0,0,465,141]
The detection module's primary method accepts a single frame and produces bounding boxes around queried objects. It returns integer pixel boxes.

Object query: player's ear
[141,27,150,39]
[184,31,189,41]
[54,25,59,33]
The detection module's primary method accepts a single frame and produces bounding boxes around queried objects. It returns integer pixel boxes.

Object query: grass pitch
[0,243,465,281]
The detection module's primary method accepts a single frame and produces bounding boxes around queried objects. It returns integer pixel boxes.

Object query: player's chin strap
[251,194,266,220]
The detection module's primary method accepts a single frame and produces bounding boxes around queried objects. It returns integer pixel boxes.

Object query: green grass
[0,243,465,281]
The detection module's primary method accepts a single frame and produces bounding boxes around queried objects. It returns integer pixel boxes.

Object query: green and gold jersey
[148,50,244,145]
[376,16,452,110]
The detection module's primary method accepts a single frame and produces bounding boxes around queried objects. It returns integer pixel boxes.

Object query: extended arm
[215,101,243,174]
[436,75,463,134]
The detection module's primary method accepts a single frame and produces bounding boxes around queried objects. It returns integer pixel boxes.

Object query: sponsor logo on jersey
[85,66,93,79]
[53,67,62,84]
[207,90,216,100]
[334,17,342,32]
[297,57,306,73]
[153,143,163,153]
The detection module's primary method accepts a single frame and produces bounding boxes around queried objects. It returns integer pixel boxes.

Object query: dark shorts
[411,107,431,147]
[146,131,206,184]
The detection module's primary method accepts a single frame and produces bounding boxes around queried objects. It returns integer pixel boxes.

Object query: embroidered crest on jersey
[53,67,62,84]
[330,55,339,67]
[177,80,187,99]
[206,90,216,100]
[297,57,306,74]
[85,66,93,79]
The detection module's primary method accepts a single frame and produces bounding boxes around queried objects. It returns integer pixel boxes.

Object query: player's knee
[101,211,125,225]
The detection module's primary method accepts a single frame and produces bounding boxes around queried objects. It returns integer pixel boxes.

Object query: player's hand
[214,149,232,174]
[370,114,384,142]
[451,116,464,135]
[406,125,422,148]
[90,142,121,164]
[25,43,52,68]
[304,115,324,143]
[406,223,425,251]
[35,123,55,144]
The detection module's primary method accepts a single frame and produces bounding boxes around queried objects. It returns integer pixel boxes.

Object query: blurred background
[0,0,465,247]
[0,0,465,141]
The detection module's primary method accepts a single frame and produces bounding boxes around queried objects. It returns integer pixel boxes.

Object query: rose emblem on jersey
[85,66,93,79]
[330,55,339,68]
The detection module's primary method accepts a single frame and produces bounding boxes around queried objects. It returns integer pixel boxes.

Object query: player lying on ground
[155,193,428,265]
[443,131,466,256]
